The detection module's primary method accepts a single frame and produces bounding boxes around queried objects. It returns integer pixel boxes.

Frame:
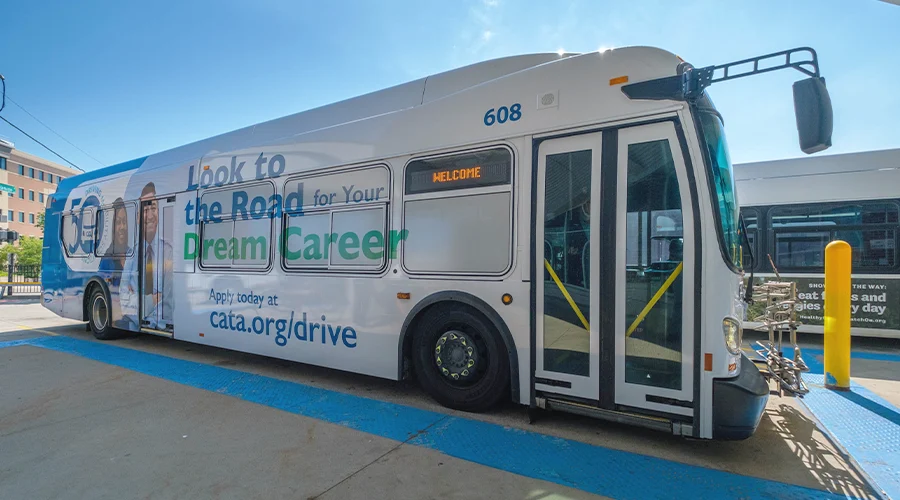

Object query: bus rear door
[139,196,176,335]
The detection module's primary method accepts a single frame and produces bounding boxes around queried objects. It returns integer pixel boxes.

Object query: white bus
[41,47,834,439]
[737,148,900,338]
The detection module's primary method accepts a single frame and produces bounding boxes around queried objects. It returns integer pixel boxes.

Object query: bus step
[540,397,678,434]
[141,327,174,338]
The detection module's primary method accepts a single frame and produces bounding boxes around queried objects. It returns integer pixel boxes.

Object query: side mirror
[793,77,833,154]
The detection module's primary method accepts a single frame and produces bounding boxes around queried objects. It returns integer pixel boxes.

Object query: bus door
[535,132,602,401]
[139,196,176,335]
[614,122,694,417]
[534,122,695,418]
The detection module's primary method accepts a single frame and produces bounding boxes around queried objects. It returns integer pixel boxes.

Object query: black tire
[412,304,509,412]
[88,287,120,340]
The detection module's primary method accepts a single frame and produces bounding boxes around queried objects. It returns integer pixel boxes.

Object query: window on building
[29,213,35,224]
[39,193,45,203]
[38,171,44,181]
[18,188,24,198]
[198,182,276,270]
[0,157,6,170]
[282,166,391,272]
[47,173,53,183]
[28,168,34,178]
[18,212,25,223]
[18,164,24,175]
[771,203,899,270]
[403,148,513,274]
[29,190,35,201]
[57,176,63,183]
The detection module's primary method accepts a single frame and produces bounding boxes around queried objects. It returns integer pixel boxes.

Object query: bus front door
[614,122,695,418]
[534,122,695,419]
[535,132,602,401]
[139,196,175,335]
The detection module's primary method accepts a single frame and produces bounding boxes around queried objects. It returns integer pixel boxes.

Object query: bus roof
[736,148,900,206]
[56,46,683,200]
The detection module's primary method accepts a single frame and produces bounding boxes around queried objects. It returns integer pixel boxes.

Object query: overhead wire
[0,74,85,172]
[5,95,105,167]
[0,115,84,172]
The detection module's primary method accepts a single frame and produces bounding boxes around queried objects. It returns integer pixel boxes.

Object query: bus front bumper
[712,353,769,440]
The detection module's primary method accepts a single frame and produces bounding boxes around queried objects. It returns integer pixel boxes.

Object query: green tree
[0,243,13,272]
[36,212,45,231]
[16,236,43,267]
[0,237,42,279]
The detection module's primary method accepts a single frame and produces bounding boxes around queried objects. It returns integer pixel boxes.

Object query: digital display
[405,148,512,194]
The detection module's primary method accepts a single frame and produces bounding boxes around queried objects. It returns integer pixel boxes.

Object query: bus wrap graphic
[183,228,409,263]
[748,276,900,330]
[66,185,107,264]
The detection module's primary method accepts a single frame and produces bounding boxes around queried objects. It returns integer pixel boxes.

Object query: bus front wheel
[88,287,120,340]
[413,305,509,412]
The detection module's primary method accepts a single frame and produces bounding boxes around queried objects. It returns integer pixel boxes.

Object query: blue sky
[1,0,898,171]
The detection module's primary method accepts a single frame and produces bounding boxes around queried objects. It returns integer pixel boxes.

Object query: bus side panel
[173,271,531,382]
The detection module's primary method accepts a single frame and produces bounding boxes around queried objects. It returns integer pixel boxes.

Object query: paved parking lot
[1,298,898,499]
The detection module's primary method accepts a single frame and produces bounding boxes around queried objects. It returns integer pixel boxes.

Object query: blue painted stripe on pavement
[1,336,857,500]
[802,374,900,500]
[0,338,48,349]
[748,347,900,376]
[801,348,900,365]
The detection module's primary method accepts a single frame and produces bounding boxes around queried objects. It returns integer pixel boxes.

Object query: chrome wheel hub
[434,330,478,382]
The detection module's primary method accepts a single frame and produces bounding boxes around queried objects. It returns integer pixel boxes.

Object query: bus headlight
[722,317,742,355]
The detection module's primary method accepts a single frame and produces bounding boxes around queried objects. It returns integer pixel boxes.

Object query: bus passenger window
[403,148,513,275]
[771,203,898,270]
[62,210,96,258]
[281,165,391,272]
[198,182,275,270]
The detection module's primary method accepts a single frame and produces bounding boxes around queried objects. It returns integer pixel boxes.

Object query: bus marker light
[704,353,713,371]
[609,75,629,86]
[199,332,205,337]
[397,292,410,300]
[203,165,210,170]
[502,293,513,305]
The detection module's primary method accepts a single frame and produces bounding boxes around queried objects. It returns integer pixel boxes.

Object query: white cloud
[482,30,494,42]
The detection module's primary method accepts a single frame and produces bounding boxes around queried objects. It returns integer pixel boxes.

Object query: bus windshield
[696,101,741,269]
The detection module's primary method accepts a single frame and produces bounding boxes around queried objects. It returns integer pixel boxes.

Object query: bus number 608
[483,103,522,126]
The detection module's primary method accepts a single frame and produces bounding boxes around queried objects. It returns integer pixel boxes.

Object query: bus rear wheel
[88,287,120,340]
[413,305,509,412]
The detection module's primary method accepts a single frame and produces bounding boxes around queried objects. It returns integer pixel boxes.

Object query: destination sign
[405,148,511,195]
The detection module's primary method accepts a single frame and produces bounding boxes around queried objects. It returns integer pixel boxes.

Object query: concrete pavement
[2,300,897,499]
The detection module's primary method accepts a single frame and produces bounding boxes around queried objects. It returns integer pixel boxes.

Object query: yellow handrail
[543,259,590,331]
[626,262,683,337]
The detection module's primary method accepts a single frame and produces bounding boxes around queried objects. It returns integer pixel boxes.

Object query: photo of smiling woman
[98,198,138,330]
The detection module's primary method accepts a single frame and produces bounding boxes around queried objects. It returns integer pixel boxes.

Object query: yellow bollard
[824,240,851,390]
